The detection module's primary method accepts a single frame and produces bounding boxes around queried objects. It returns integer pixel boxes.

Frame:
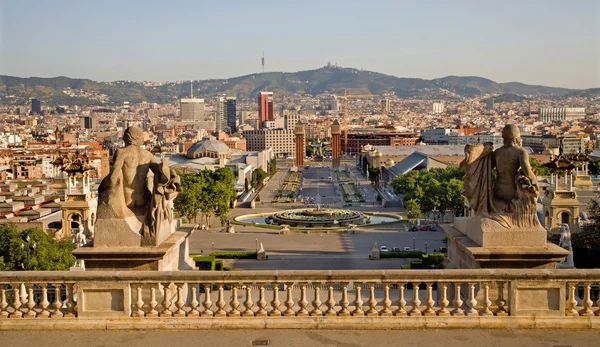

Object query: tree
[572,199,600,268]
[405,199,421,219]
[529,157,552,176]
[0,225,76,271]
[251,168,268,189]
[268,158,277,177]
[174,173,203,223]
[589,160,600,176]
[367,165,381,185]
[306,146,314,157]
[210,167,237,226]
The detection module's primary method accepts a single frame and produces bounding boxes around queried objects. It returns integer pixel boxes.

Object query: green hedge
[422,252,445,268]
[215,259,223,270]
[410,260,424,269]
[211,251,258,259]
[193,255,215,270]
[380,250,424,258]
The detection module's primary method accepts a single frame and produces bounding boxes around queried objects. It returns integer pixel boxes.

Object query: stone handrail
[0,269,599,330]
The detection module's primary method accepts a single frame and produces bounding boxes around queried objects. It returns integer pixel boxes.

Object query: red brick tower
[294,122,305,167]
[331,119,341,169]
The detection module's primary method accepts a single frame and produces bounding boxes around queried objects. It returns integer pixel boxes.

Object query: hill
[0,66,583,106]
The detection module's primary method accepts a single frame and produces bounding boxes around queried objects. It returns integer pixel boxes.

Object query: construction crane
[332,89,377,154]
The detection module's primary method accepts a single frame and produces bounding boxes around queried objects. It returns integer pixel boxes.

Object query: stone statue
[461,124,541,229]
[75,224,86,247]
[96,126,181,246]
[558,223,574,268]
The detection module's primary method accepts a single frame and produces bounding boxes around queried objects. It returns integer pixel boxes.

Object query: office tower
[485,99,495,111]
[31,98,41,115]
[180,98,205,121]
[226,97,237,133]
[216,95,226,132]
[432,102,445,114]
[284,109,299,130]
[539,107,586,123]
[295,122,305,167]
[331,120,341,169]
[82,116,94,129]
[258,92,274,128]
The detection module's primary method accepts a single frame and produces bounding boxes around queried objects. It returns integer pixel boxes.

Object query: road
[298,166,340,206]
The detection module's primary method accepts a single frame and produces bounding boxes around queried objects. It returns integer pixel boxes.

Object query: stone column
[294,122,305,167]
[331,120,341,169]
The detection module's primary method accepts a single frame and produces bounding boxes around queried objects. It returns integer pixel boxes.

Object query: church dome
[186,136,231,159]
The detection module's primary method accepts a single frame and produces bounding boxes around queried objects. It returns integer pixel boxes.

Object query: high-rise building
[258,92,274,128]
[180,98,205,121]
[243,128,296,157]
[226,97,237,133]
[284,109,299,130]
[540,107,586,123]
[432,102,445,114]
[216,95,226,132]
[82,116,94,129]
[31,98,42,115]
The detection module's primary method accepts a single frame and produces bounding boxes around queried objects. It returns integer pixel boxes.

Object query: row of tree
[173,168,237,227]
[392,166,464,219]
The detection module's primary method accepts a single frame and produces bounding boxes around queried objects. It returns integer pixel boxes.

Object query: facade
[243,128,296,158]
[341,131,420,155]
[258,92,274,128]
[180,98,205,121]
[540,107,586,123]
[432,102,445,114]
[82,116,94,129]
[284,110,300,130]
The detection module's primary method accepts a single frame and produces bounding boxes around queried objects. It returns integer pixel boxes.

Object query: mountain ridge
[1,66,597,106]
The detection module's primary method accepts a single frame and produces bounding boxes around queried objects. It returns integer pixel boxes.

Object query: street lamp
[212,242,214,254]
[256,238,258,253]
[425,242,428,254]
[413,237,416,251]
[21,235,37,270]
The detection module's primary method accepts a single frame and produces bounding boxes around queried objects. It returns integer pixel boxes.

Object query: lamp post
[413,237,416,251]
[20,235,37,270]
[211,242,214,254]
[425,242,428,254]
[256,238,258,253]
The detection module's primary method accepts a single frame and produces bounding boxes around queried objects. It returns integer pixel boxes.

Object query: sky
[1,0,599,89]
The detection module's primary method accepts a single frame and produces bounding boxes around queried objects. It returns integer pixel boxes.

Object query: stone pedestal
[73,226,196,271]
[443,217,569,269]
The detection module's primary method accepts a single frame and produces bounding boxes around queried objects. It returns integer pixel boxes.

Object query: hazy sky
[1,0,599,89]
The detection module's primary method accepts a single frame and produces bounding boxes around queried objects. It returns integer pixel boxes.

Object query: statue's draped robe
[143,160,181,243]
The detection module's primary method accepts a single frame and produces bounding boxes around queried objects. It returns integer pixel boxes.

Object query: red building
[331,120,341,169]
[258,92,274,128]
[341,131,420,155]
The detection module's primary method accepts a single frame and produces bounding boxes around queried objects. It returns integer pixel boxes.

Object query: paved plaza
[298,166,340,206]
[2,329,596,347]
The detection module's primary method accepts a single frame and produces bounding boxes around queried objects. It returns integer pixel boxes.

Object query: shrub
[211,251,257,259]
[215,259,223,271]
[193,255,215,270]
[380,250,424,259]
[409,260,424,269]
[400,265,410,270]
[422,252,445,268]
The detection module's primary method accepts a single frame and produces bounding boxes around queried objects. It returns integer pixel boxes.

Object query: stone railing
[0,269,599,330]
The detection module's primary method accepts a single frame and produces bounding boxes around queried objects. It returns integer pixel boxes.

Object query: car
[403,247,412,251]
[429,225,439,231]
[379,246,389,252]
[392,247,401,252]
[440,247,448,253]
[420,226,428,231]
[410,226,418,231]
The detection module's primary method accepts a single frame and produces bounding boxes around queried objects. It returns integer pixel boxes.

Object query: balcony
[0,269,599,330]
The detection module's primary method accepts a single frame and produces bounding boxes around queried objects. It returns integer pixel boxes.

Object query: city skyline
[1,0,599,89]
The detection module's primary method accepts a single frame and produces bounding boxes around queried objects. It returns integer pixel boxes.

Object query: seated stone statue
[461,124,542,230]
[96,126,180,247]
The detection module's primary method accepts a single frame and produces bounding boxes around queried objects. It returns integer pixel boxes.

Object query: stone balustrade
[0,269,599,330]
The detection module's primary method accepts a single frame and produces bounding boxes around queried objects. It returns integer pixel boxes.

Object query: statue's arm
[100,150,124,189]
[519,149,538,186]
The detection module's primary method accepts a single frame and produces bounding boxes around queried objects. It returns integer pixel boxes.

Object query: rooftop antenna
[190,80,193,98]
[261,51,265,73]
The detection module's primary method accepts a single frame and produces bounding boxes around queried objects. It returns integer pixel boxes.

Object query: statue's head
[502,124,522,146]
[123,126,144,146]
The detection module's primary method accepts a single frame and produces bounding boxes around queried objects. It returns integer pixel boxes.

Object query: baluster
[229,285,240,317]
[38,284,50,318]
[394,283,407,316]
[24,284,36,318]
[409,282,422,316]
[566,282,578,316]
[215,284,227,317]
[64,284,75,318]
[325,283,336,316]
[436,282,450,316]
[283,282,295,316]
[10,283,23,318]
[132,285,145,317]
[338,282,350,317]
[202,283,213,317]
[451,283,464,316]
[242,283,254,317]
[366,283,378,316]
[579,282,594,316]
[0,285,8,318]
[465,282,478,316]
[494,281,508,316]
[174,283,186,317]
[50,284,62,318]
[147,286,159,318]
[160,283,173,317]
[379,282,392,316]
[311,283,322,316]
[595,283,600,316]
[297,283,309,316]
[422,282,435,316]
[479,282,493,316]
[270,283,281,316]
[189,285,200,317]
[352,282,364,316]
[256,284,267,317]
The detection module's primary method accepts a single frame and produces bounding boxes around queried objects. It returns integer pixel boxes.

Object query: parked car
[392,247,401,252]
[410,226,418,231]
[380,246,389,252]
[420,226,428,231]
[440,247,448,253]
[403,247,412,251]
[429,225,439,231]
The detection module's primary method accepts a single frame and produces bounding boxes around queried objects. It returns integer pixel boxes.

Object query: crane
[332,89,377,154]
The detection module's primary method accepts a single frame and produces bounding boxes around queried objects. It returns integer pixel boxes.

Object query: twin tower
[294,120,341,169]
